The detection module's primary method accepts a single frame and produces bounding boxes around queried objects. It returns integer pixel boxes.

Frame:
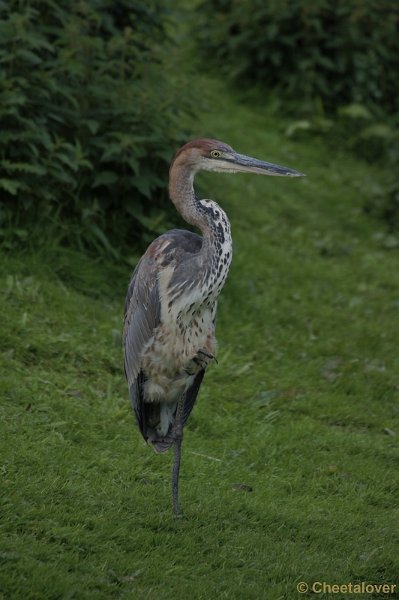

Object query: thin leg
[172,395,185,518]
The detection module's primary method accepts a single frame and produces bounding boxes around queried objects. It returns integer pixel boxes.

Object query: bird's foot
[198,348,217,363]
[185,348,217,373]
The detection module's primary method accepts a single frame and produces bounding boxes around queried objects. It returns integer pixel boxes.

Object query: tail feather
[146,430,174,453]
[138,370,206,452]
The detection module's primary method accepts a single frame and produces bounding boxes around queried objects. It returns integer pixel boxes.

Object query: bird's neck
[169,162,203,227]
[169,162,232,252]
[169,160,233,303]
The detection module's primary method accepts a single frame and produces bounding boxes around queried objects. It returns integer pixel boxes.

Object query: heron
[123,138,304,517]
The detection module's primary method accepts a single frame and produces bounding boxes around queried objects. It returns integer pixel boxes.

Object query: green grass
[1,82,399,598]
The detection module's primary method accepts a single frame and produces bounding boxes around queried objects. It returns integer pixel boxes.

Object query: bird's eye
[210,150,221,158]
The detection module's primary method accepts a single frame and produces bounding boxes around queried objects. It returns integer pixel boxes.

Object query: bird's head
[171,138,304,177]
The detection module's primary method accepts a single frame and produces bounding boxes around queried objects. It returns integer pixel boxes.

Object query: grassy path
[1,81,398,599]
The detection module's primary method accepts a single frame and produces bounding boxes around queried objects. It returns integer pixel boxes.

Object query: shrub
[196,0,399,116]
[196,0,399,231]
[0,0,195,254]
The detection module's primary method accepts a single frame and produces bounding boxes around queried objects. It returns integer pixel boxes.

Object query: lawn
[1,77,399,599]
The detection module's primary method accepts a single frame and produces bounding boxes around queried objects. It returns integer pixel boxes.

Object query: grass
[1,67,399,600]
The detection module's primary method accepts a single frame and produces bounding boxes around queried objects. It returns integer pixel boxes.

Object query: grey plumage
[123,229,204,452]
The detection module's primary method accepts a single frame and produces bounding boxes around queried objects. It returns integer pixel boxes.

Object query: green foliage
[285,102,399,230]
[0,0,195,253]
[196,0,399,116]
[196,0,399,230]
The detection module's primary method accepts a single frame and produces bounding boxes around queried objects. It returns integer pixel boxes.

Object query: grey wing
[123,229,203,440]
[123,255,160,435]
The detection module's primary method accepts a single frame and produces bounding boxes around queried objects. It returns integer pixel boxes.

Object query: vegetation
[1,80,399,599]
[0,0,195,252]
[195,0,399,231]
[196,0,399,116]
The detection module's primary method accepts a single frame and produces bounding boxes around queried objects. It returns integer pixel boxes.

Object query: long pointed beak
[230,152,305,177]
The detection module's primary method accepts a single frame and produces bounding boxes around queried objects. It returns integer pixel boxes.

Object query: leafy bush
[196,0,399,116]
[196,0,399,230]
[285,103,399,231]
[0,0,195,254]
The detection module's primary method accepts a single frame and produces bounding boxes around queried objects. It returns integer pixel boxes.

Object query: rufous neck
[169,161,205,229]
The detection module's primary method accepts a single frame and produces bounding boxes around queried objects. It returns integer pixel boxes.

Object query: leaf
[16,49,42,65]
[86,223,118,258]
[1,161,46,176]
[338,103,373,120]
[132,175,151,198]
[92,172,119,188]
[86,120,100,135]
[359,124,393,140]
[0,179,24,195]
[285,120,312,138]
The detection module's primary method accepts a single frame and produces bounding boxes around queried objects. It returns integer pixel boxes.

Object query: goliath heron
[123,138,303,517]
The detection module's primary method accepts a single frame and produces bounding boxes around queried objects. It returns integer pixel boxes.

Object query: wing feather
[123,229,205,444]
[123,255,160,434]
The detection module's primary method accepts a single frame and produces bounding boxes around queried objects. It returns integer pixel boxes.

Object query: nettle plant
[0,1,195,253]
[196,0,399,115]
[196,0,399,230]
